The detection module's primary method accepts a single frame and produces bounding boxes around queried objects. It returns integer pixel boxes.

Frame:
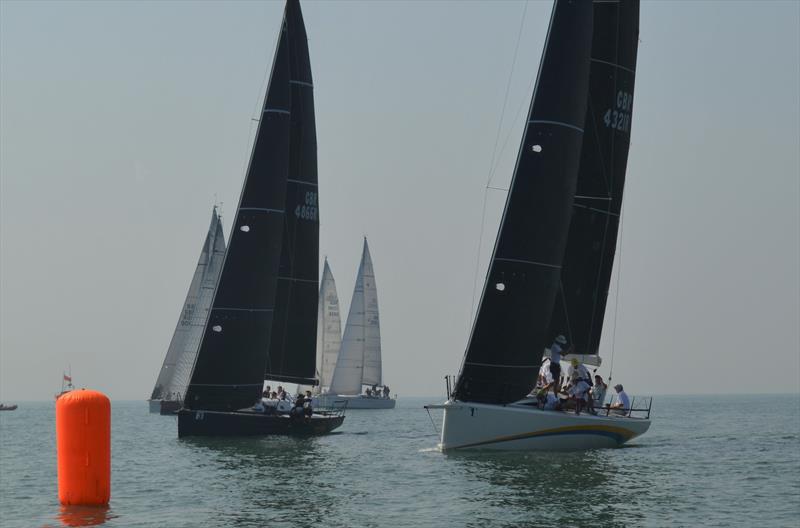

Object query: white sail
[316,259,342,390]
[329,238,382,395]
[360,240,382,386]
[151,206,226,401]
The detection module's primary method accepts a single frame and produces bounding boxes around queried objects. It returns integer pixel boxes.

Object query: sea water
[1,395,798,527]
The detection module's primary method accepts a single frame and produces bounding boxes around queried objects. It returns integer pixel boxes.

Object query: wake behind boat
[433,0,649,451]
[178,0,343,437]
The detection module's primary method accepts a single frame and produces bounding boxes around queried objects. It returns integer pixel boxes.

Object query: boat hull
[439,400,650,451]
[149,399,182,415]
[0,404,17,411]
[315,394,396,409]
[177,409,345,438]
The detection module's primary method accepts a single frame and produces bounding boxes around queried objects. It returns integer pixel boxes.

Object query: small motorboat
[0,404,18,411]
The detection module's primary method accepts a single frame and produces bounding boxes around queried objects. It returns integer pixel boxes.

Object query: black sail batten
[547,0,639,358]
[184,6,294,411]
[453,0,594,405]
[264,0,319,386]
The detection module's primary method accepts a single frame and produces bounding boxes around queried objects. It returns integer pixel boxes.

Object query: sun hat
[555,335,567,345]
[570,358,579,366]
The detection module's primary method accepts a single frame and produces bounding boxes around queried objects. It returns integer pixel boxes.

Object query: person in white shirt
[610,384,631,414]
[591,375,608,408]
[567,358,593,415]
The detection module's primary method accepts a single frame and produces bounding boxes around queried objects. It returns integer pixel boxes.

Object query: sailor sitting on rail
[610,384,631,414]
[567,358,595,415]
[591,375,608,408]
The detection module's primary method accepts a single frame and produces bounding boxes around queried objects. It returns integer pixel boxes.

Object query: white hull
[439,400,650,451]
[315,393,396,409]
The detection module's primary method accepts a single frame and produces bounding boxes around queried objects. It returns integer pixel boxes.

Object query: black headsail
[453,0,593,405]
[265,0,319,385]
[184,1,298,411]
[547,0,639,357]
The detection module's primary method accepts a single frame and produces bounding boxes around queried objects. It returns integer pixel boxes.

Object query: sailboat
[429,0,650,450]
[148,205,226,415]
[317,239,395,410]
[177,0,344,437]
[313,258,343,393]
[55,369,74,400]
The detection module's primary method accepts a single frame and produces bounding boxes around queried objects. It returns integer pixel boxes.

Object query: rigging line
[469,0,529,322]
[608,200,626,382]
[605,3,626,377]
[486,0,529,189]
[425,407,440,436]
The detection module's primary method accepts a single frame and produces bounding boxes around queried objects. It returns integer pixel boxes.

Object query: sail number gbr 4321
[295,191,318,222]
[603,91,633,134]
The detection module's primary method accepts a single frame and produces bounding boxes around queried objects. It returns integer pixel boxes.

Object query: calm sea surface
[1,395,798,527]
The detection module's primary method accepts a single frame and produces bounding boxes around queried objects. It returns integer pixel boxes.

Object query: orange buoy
[55,389,111,505]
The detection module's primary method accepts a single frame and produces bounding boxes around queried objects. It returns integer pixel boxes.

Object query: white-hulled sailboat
[149,206,226,415]
[428,0,650,450]
[316,239,395,409]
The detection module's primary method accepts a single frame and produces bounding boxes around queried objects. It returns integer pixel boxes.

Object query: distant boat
[149,205,226,415]
[318,239,395,410]
[54,369,74,400]
[429,0,650,450]
[0,404,17,411]
[313,258,342,393]
[177,0,344,437]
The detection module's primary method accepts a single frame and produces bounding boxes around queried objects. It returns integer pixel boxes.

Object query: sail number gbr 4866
[603,90,633,134]
[295,191,318,222]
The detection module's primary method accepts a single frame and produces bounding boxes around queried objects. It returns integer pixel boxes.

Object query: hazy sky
[1,0,798,401]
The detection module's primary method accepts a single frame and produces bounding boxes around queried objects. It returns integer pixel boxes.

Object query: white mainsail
[151,206,226,401]
[316,258,342,391]
[328,238,382,395]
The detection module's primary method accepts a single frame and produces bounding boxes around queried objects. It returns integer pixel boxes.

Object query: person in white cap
[610,383,631,413]
[548,335,567,396]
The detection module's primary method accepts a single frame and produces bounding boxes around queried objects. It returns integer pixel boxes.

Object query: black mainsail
[547,0,640,357]
[453,0,594,405]
[184,0,316,412]
[265,0,319,384]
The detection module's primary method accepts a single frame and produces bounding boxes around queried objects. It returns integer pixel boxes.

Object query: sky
[1,0,798,401]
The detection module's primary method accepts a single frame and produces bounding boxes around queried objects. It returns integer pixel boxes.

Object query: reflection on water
[445,450,645,527]
[55,505,116,527]
[179,435,337,527]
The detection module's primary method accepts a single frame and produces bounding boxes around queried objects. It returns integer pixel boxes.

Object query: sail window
[532,144,543,153]
[495,283,506,291]
[240,225,250,232]
[212,325,222,333]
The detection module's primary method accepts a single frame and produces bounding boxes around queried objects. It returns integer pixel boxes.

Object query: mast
[316,258,342,390]
[547,0,640,357]
[453,0,594,405]
[184,1,295,411]
[151,206,226,401]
